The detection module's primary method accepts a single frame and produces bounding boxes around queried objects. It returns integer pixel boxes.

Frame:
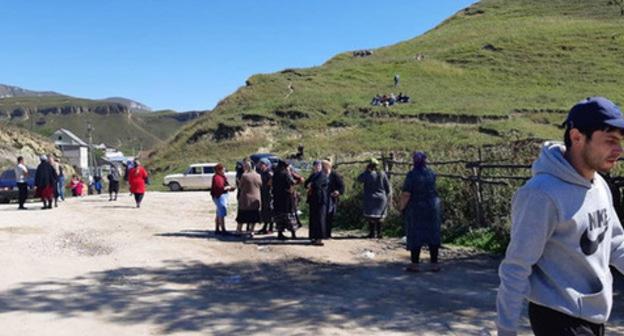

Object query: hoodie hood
[532,141,592,189]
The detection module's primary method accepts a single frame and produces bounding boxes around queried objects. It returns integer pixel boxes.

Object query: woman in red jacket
[128,160,149,208]
[211,163,235,234]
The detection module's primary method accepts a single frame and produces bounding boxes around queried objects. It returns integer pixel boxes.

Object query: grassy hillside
[149,0,624,176]
[0,96,206,153]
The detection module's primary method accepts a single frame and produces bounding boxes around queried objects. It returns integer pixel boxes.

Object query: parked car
[0,168,37,203]
[163,163,237,192]
[249,153,280,168]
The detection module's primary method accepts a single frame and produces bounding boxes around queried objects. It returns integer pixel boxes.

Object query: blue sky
[1,1,475,111]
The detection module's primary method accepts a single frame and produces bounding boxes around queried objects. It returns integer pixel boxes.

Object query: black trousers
[134,193,144,204]
[411,245,439,263]
[529,302,605,336]
[17,182,28,208]
[326,211,335,238]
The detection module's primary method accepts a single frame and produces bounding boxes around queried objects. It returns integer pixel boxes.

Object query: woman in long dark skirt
[236,161,262,235]
[272,160,302,240]
[357,158,391,238]
[307,168,330,246]
[257,158,274,234]
[399,151,442,273]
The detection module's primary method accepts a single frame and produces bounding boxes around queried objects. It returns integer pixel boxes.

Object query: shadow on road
[157,230,324,246]
[0,257,521,335]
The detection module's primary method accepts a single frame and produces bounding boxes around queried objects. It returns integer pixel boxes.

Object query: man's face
[580,129,624,173]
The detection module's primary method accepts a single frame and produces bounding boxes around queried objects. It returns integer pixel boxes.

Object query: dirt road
[0,192,622,335]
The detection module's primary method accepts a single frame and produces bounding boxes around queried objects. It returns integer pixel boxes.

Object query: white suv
[163,163,236,191]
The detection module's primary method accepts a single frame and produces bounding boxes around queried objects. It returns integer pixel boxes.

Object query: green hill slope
[149,0,624,173]
[0,96,206,153]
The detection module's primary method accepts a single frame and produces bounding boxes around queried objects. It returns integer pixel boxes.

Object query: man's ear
[569,128,585,146]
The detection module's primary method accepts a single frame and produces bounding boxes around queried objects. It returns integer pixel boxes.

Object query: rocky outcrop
[169,111,206,122]
[0,84,61,99]
[102,97,152,112]
[0,124,61,170]
[0,103,129,120]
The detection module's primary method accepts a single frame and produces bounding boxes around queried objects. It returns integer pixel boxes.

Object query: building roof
[53,128,88,147]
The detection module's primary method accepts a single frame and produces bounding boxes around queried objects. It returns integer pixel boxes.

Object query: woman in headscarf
[128,160,149,208]
[107,163,121,201]
[304,160,322,189]
[211,163,235,235]
[307,160,331,246]
[357,158,391,239]
[271,160,303,240]
[257,158,274,234]
[399,151,442,272]
[35,155,57,209]
[236,160,262,235]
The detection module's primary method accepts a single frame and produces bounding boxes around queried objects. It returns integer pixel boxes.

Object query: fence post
[388,151,394,180]
[473,147,485,227]
[381,152,389,180]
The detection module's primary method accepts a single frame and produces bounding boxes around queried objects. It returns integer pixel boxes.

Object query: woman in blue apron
[399,151,442,272]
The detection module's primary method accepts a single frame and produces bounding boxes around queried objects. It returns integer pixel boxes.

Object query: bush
[332,140,543,253]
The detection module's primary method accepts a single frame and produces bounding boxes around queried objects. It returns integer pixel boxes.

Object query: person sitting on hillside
[397,92,410,103]
[371,94,382,106]
[388,93,397,106]
[381,95,389,107]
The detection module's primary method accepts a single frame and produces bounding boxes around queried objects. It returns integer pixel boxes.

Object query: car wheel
[168,182,182,192]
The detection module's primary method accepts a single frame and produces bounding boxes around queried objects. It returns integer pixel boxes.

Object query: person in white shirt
[15,156,29,210]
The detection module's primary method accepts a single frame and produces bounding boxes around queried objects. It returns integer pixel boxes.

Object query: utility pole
[87,122,97,179]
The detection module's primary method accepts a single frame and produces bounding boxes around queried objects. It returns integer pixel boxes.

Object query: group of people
[352,49,373,57]
[210,158,346,245]
[207,152,443,268]
[14,156,148,209]
[16,154,66,210]
[370,92,410,107]
[68,175,87,197]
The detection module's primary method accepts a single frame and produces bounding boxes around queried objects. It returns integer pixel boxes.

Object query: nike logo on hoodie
[580,208,609,256]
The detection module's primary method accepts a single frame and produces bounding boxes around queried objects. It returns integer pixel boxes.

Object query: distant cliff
[0,84,61,99]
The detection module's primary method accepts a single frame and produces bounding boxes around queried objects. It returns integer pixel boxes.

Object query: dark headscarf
[412,151,427,170]
[276,159,289,171]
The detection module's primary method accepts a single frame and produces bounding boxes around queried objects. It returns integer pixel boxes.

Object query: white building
[51,128,89,176]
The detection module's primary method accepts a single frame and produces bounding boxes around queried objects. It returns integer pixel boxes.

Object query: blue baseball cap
[564,96,624,129]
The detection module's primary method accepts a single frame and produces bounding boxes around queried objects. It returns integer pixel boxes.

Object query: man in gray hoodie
[497,97,624,336]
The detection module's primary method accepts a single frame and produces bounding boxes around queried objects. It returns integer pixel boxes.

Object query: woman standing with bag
[212,163,235,235]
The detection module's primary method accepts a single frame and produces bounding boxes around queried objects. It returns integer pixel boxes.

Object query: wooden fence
[334,151,624,228]
[334,151,533,228]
